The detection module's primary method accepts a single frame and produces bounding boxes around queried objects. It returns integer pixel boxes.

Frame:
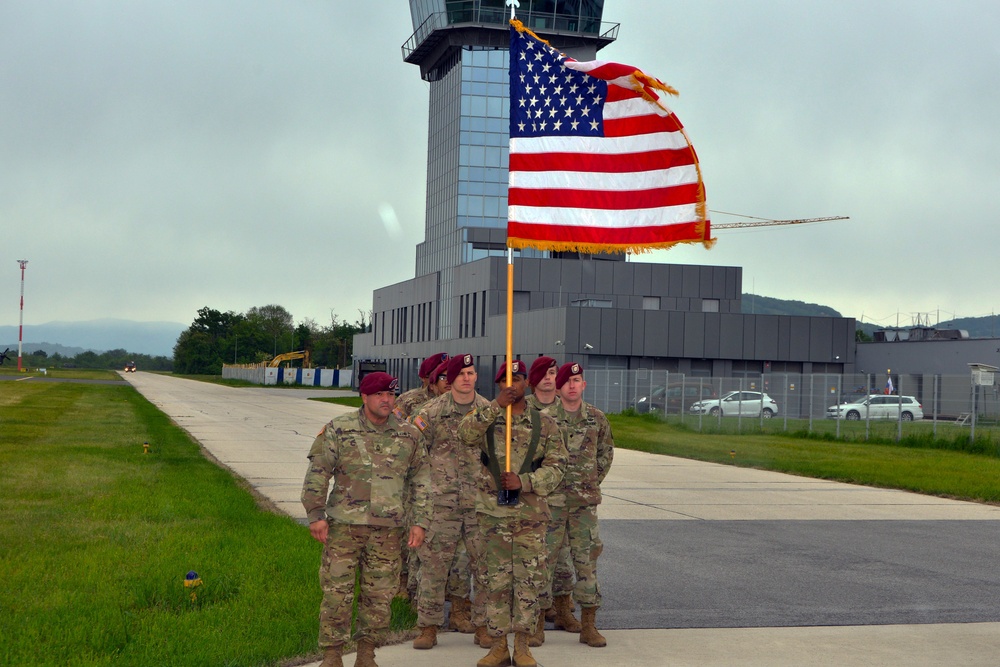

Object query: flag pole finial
[506,0,519,20]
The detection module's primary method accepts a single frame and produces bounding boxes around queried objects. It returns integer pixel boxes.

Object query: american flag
[507,21,713,253]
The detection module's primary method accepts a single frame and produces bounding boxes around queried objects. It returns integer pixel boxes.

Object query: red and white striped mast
[16,260,27,371]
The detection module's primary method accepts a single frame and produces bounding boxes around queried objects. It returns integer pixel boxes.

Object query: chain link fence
[584,370,1000,445]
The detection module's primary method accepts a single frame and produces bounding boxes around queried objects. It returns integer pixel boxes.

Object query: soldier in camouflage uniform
[395,352,448,419]
[393,352,447,600]
[525,356,578,639]
[425,359,474,626]
[459,359,567,667]
[541,362,614,649]
[410,354,490,650]
[301,372,431,667]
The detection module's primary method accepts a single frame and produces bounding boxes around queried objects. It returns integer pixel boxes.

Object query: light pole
[16,260,27,372]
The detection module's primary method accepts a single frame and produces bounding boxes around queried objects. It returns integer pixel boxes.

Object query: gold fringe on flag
[507,237,714,254]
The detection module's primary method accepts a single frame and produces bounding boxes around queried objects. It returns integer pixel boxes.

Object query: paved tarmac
[122,372,1000,667]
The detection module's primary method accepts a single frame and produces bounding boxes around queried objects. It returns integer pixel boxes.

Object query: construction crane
[710,213,849,230]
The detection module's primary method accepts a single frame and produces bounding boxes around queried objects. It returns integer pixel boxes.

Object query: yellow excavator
[267,350,312,368]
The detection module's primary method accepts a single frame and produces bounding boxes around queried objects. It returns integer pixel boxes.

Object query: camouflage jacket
[526,393,559,412]
[411,392,491,510]
[301,407,431,529]
[395,385,436,420]
[542,401,614,508]
[458,400,567,521]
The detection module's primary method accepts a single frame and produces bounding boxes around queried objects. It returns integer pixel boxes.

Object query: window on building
[571,298,612,308]
[642,296,660,310]
[702,299,720,313]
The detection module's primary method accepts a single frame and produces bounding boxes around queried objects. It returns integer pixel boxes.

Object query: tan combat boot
[319,644,344,667]
[579,607,607,647]
[527,610,545,647]
[354,638,379,667]
[474,625,495,648]
[447,595,476,633]
[552,594,581,633]
[512,631,537,667]
[412,625,437,649]
[476,633,511,667]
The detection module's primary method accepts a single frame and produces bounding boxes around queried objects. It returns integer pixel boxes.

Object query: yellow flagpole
[505,248,513,473]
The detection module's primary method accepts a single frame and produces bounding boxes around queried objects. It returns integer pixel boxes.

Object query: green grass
[610,412,1000,503]
[0,367,121,381]
[309,396,363,408]
[0,381,412,666]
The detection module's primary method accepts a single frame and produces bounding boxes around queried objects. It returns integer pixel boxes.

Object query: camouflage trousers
[447,534,472,599]
[551,531,573,598]
[542,504,603,608]
[318,523,403,648]
[478,512,548,636]
[415,506,479,627]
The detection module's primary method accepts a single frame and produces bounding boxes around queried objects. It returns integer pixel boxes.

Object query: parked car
[826,394,923,421]
[690,391,779,418]
[631,383,718,414]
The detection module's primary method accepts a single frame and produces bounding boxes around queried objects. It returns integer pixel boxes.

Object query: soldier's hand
[408,526,426,548]
[309,519,329,544]
[500,471,522,490]
[496,386,518,408]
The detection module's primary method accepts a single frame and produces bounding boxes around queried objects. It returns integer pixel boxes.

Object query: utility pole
[16,260,28,372]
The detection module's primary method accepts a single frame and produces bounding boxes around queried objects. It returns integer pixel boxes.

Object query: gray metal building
[352,2,857,394]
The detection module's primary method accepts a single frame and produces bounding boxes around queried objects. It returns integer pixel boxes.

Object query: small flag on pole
[507,20,713,254]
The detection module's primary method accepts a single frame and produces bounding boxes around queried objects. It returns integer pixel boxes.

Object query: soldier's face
[362,390,396,423]
[452,367,477,396]
[504,375,527,402]
[535,365,558,392]
[558,374,586,403]
[433,377,450,395]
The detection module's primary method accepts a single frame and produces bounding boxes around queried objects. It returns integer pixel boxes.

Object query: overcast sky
[2,1,998,332]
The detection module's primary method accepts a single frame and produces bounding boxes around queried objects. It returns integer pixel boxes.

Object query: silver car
[826,394,924,421]
[690,391,779,418]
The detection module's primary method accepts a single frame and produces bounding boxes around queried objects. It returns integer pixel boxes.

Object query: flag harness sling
[483,407,542,506]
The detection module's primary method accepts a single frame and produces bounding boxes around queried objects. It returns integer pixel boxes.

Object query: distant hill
[741,294,843,318]
[935,316,1000,339]
[0,319,185,357]
[739,295,1000,340]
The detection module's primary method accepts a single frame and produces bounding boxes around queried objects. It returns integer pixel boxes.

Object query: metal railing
[402,9,619,61]
[579,370,1000,446]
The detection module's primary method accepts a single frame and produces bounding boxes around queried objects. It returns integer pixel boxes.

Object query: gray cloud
[1,1,996,331]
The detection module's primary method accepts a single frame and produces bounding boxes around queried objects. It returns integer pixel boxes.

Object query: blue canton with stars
[509,26,608,139]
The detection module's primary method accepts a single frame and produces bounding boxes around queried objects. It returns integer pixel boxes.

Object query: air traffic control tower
[401,1,618,338]
[352,2,856,402]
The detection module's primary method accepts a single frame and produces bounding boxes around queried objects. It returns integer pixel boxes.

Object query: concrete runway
[122,371,1000,667]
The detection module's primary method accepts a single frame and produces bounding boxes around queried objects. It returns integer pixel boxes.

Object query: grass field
[0,376,411,667]
[609,413,1000,503]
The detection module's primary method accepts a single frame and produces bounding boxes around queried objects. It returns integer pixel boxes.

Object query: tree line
[172,304,369,375]
[9,348,174,372]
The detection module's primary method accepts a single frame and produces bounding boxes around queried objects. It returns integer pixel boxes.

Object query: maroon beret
[494,359,528,383]
[359,372,399,395]
[528,356,557,387]
[555,362,583,389]
[431,360,449,382]
[447,353,474,384]
[418,352,449,379]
